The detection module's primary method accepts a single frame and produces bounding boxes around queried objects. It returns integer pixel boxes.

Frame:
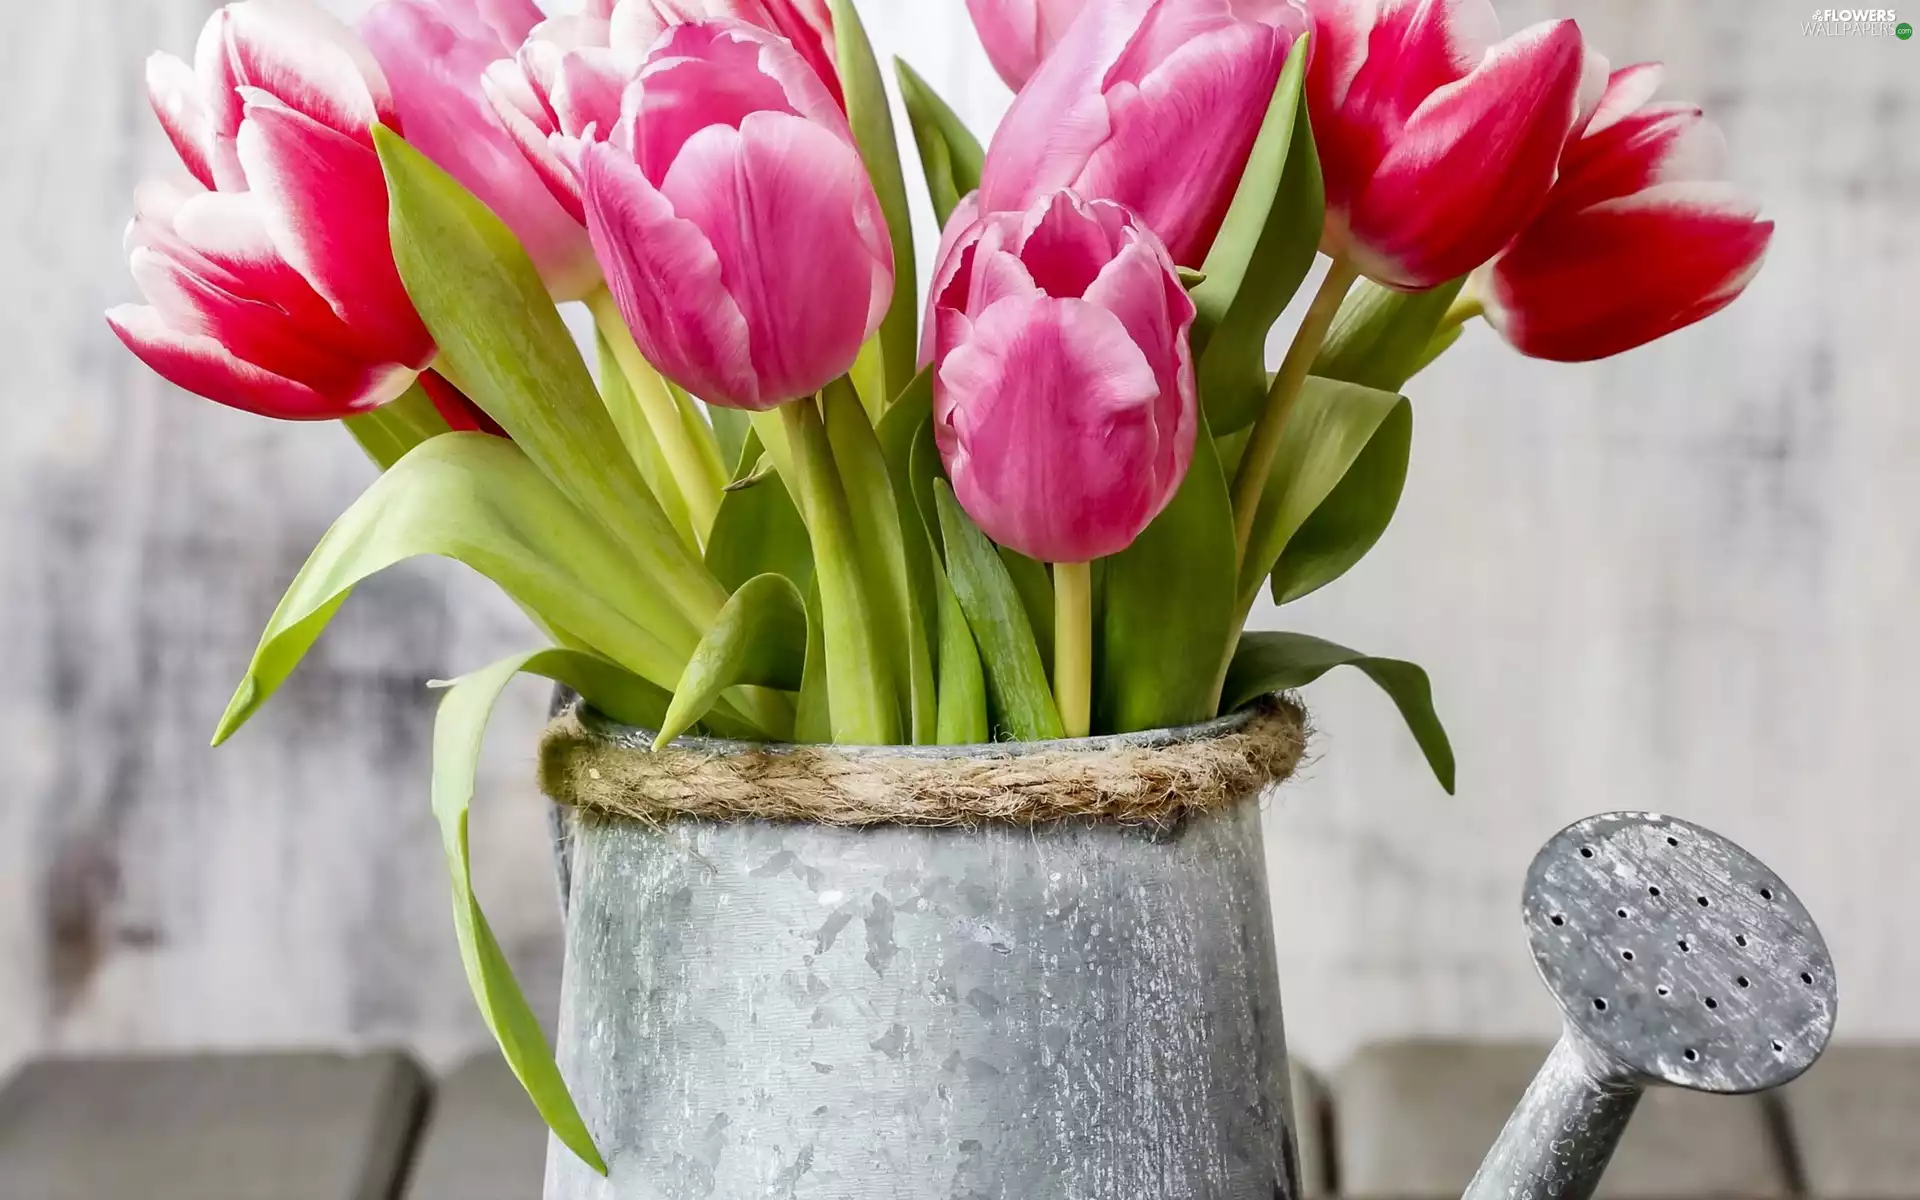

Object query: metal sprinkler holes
[1463,812,1838,1200]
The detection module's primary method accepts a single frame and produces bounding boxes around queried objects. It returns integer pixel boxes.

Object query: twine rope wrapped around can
[539,696,1307,827]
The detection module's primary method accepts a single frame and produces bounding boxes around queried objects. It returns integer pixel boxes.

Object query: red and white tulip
[1305,0,1591,290]
[1474,62,1775,362]
[977,0,1307,268]
[928,190,1197,564]
[109,0,433,420]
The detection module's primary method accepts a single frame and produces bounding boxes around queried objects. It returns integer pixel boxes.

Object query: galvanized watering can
[539,696,1836,1199]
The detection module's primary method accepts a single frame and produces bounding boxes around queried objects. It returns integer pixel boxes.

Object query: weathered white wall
[0,0,1913,1083]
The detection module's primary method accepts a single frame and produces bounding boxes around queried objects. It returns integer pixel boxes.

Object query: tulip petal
[1483,182,1772,362]
[1349,17,1584,288]
[1083,232,1197,465]
[107,303,413,419]
[626,29,800,183]
[486,66,588,222]
[235,92,434,369]
[659,110,889,404]
[922,191,984,365]
[224,0,398,143]
[1338,0,1499,132]
[978,0,1152,213]
[935,294,1165,563]
[1074,21,1289,264]
[1586,61,1664,136]
[1549,103,1719,218]
[967,0,1045,88]
[580,141,759,407]
[361,1,598,299]
[148,53,217,189]
[550,48,628,139]
[1018,189,1120,298]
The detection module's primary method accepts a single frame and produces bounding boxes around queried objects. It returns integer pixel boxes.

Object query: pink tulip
[928,190,1197,564]
[976,0,1307,268]
[359,0,602,300]
[547,21,890,410]
[1475,62,1774,362]
[617,0,840,104]
[964,0,1090,89]
[483,0,841,230]
[108,0,433,419]
[1305,0,1590,290]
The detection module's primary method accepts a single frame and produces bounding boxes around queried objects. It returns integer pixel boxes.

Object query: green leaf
[895,58,983,229]
[596,329,699,554]
[655,573,805,748]
[932,555,989,744]
[933,481,1062,741]
[795,578,831,743]
[214,434,704,745]
[1405,321,1464,382]
[374,126,725,638]
[342,378,451,470]
[823,379,936,742]
[830,0,916,404]
[1269,398,1410,605]
[1312,276,1464,391]
[997,549,1053,674]
[1222,631,1454,792]
[1099,410,1238,732]
[707,404,752,474]
[1190,36,1324,434]
[704,430,814,595]
[1239,376,1409,605]
[432,647,672,1176]
[874,371,940,638]
[783,399,899,744]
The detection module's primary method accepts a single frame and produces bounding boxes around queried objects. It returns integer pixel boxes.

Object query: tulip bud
[108,0,433,420]
[928,190,1197,564]
[359,0,602,300]
[1474,63,1774,362]
[559,21,892,410]
[977,0,1306,268]
[1305,0,1590,290]
[964,0,1089,89]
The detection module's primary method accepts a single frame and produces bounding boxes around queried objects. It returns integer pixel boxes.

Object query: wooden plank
[1780,1043,1920,1199]
[1333,1040,1792,1198]
[0,1051,428,1200]
[404,1054,547,1200]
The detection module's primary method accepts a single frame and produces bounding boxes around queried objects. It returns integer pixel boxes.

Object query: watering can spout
[1461,813,1836,1200]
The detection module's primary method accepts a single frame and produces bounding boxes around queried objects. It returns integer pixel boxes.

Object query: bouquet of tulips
[109,0,1771,1164]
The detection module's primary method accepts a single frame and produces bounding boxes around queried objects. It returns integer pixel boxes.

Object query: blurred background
[0,0,1913,1101]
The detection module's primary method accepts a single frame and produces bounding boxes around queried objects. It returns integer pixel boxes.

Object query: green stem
[1438,287,1486,334]
[1053,560,1092,739]
[781,398,900,745]
[1229,256,1360,564]
[585,288,727,545]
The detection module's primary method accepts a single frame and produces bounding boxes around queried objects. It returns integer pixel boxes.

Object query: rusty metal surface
[1465,812,1837,1200]
[541,712,1298,1200]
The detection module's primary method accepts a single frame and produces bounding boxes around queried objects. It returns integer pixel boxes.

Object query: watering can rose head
[358,0,602,301]
[108,0,434,419]
[978,0,1308,268]
[521,20,890,411]
[928,190,1197,565]
[1304,0,1592,290]
[1472,62,1775,362]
